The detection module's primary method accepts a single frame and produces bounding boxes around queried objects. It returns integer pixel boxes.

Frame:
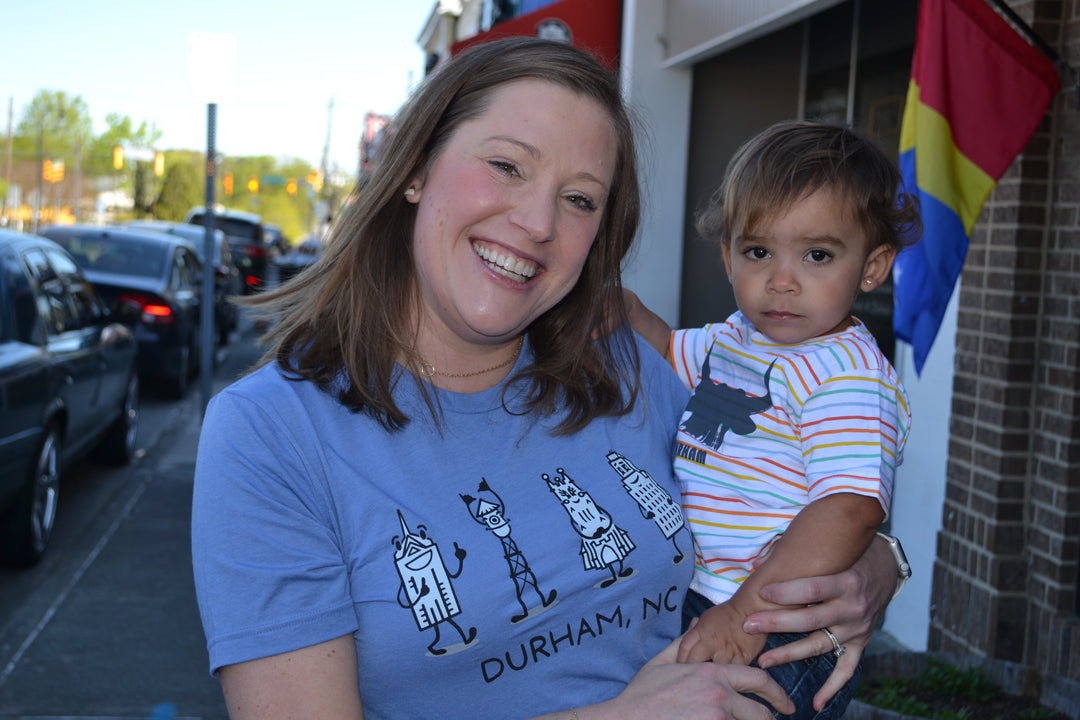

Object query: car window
[45,248,104,328]
[4,255,41,345]
[24,249,73,336]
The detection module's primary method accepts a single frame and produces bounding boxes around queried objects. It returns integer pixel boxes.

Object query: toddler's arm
[623,289,672,360]
[678,492,885,666]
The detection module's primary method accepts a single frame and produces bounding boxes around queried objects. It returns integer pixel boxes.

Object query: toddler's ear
[861,244,896,291]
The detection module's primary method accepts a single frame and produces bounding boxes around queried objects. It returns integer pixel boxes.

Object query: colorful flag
[893,0,1059,374]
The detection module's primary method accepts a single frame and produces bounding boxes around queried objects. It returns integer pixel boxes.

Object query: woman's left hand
[739,535,897,711]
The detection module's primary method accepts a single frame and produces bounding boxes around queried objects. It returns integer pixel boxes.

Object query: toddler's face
[722,187,893,345]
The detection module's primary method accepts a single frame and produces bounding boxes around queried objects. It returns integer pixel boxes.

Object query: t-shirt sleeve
[798,369,911,516]
[191,381,358,675]
[669,325,717,391]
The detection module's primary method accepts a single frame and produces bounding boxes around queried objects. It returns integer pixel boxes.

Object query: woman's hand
[594,632,794,720]
[740,535,897,710]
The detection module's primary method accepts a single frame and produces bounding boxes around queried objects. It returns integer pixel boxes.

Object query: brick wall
[928,0,1080,681]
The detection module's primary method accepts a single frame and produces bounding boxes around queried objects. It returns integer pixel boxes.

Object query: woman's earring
[405,187,416,197]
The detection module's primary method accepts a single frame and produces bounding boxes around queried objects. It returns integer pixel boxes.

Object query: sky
[2,0,434,172]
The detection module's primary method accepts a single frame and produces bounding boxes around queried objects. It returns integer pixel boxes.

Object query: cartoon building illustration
[392,510,477,655]
[542,467,635,587]
[606,450,687,563]
[461,479,557,623]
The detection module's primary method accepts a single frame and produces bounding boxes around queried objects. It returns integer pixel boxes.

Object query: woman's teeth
[473,243,538,282]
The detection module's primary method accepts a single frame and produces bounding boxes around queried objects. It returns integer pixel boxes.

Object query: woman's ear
[860,244,896,292]
[404,172,425,204]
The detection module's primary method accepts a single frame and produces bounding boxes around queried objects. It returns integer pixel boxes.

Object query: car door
[0,247,51,503]
[172,247,202,356]
[45,248,132,415]
[22,248,102,452]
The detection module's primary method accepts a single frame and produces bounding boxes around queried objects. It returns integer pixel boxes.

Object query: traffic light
[223,171,234,196]
[247,175,259,194]
[286,178,297,195]
[154,152,165,176]
[113,145,124,170]
[306,171,323,192]
[42,160,64,183]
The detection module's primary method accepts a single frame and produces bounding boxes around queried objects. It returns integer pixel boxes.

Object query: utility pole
[3,98,12,225]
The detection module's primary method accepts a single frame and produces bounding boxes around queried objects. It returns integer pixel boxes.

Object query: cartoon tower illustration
[606,450,687,563]
[392,510,476,655]
[461,479,557,623]
[542,467,635,588]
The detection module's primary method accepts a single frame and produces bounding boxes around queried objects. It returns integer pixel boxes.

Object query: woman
[192,37,900,720]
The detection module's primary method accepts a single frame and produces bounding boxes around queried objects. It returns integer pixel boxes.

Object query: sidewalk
[0,340,254,720]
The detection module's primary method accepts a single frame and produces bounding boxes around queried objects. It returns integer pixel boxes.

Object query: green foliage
[919,659,997,703]
[155,160,204,221]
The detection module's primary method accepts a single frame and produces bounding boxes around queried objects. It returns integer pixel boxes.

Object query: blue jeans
[683,589,859,720]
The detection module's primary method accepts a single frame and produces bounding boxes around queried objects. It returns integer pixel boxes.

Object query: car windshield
[54,235,166,279]
[198,216,258,241]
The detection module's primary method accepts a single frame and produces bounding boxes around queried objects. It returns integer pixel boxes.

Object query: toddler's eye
[806,249,833,263]
[746,246,770,260]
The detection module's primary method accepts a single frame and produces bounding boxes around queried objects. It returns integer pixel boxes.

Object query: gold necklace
[420,337,524,379]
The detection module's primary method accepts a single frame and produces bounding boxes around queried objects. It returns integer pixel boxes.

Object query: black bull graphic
[680,358,777,451]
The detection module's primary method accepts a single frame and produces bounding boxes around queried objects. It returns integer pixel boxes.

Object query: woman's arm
[741,534,902,709]
[218,633,792,720]
[220,635,364,720]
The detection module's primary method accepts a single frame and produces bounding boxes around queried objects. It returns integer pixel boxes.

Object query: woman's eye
[489,159,520,177]
[807,249,833,263]
[567,193,597,212]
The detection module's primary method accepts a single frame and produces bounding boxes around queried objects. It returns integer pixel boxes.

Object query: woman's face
[407,78,617,350]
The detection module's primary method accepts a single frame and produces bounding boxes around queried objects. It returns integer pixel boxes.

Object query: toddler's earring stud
[864,279,873,286]
[405,187,416,197]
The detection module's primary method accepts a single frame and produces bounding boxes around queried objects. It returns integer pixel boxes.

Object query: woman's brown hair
[241,37,643,434]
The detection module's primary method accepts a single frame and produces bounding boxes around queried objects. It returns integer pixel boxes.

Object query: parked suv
[185,206,266,294]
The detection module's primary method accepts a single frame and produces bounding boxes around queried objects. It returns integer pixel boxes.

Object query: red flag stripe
[911,0,1059,179]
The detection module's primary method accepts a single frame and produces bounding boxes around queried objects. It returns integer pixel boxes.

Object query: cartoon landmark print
[542,467,635,588]
[606,450,687,563]
[392,510,477,656]
[680,355,777,451]
[460,479,557,623]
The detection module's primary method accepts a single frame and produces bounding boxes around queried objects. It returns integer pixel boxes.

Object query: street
[0,312,264,720]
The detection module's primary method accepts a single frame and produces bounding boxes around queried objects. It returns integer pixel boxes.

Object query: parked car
[274,235,323,285]
[123,220,240,346]
[184,207,266,294]
[40,225,204,399]
[0,229,139,567]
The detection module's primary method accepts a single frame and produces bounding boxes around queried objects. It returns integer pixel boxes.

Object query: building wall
[927,0,1080,679]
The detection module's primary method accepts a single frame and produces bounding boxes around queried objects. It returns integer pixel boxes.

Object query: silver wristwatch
[876,532,912,598]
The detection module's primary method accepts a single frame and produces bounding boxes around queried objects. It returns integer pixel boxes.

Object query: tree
[85,113,163,178]
[14,91,93,161]
[155,156,203,221]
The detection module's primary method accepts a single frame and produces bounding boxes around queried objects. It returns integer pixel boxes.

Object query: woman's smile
[472,240,539,283]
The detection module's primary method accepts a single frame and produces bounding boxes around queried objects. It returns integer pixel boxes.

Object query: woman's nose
[509,193,557,242]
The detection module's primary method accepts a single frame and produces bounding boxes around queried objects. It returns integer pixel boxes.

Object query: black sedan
[0,229,139,567]
[123,220,241,346]
[41,225,204,399]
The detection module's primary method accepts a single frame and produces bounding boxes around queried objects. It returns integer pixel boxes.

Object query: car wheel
[0,424,62,567]
[91,374,139,465]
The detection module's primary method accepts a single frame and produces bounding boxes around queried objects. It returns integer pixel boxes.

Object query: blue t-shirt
[192,335,692,719]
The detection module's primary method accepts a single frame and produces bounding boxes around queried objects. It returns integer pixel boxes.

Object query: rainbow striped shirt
[670,311,910,603]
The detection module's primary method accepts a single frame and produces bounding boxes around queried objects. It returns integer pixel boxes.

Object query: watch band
[876,532,912,598]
